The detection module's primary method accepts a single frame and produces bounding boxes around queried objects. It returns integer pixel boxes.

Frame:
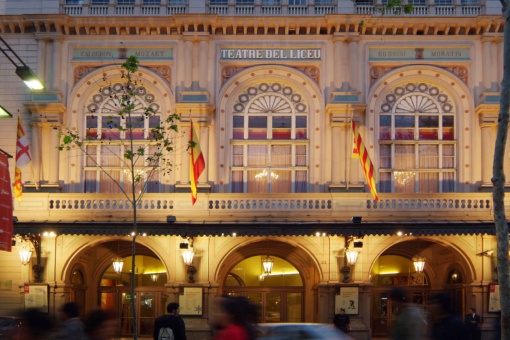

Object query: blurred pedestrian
[333,308,351,333]
[53,302,87,340]
[153,302,187,340]
[464,307,481,340]
[211,295,258,340]
[389,287,428,340]
[82,308,116,340]
[18,308,54,340]
[429,292,466,340]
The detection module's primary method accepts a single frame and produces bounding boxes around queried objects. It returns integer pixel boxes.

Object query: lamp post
[0,36,44,90]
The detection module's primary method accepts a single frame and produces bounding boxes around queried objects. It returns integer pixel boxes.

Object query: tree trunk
[493,2,510,339]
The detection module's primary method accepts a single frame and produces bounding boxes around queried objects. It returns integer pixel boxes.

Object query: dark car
[257,323,354,340]
[0,316,23,340]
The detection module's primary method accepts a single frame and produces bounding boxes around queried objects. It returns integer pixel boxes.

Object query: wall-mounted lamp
[262,256,274,275]
[345,249,359,266]
[0,37,44,90]
[181,238,196,283]
[0,105,13,118]
[17,234,43,283]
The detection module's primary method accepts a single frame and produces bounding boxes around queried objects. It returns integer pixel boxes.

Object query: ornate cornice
[0,14,504,37]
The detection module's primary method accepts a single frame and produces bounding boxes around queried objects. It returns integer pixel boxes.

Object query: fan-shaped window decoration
[83,82,162,194]
[231,82,309,194]
[378,82,456,194]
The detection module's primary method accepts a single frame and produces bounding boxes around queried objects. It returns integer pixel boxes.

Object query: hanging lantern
[150,274,159,282]
[413,255,426,273]
[182,248,195,266]
[345,249,359,266]
[262,256,274,275]
[112,256,124,274]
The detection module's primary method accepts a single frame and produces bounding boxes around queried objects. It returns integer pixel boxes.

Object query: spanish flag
[14,116,32,201]
[352,120,378,201]
[190,120,205,205]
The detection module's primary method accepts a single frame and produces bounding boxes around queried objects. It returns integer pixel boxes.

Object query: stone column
[183,38,193,89]
[36,38,47,84]
[331,123,343,185]
[30,122,42,186]
[478,112,498,187]
[482,37,492,91]
[51,37,63,92]
[349,37,360,91]
[332,36,344,90]
[180,121,191,184]
[199,38,209,89]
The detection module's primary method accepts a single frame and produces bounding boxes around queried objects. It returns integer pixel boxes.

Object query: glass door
[99,289,165,338]
[235,290,303,323]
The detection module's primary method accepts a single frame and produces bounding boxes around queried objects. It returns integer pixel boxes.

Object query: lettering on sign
[221,48,322,60]
[73,48,173,60]
[369,47,470,61]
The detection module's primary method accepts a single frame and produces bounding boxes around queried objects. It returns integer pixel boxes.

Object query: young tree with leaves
[59,56,186,340]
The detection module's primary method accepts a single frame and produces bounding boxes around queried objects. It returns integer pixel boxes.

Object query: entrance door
[371,290,428,338]
[100,289,166,338]
[227,289,303,323]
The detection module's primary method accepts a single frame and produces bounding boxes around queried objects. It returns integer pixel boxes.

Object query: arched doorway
[97,244,168,338]
[223,255,304,322]
[216,239,320,323]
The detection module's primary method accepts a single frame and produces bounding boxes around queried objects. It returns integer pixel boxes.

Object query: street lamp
[0,36,44,90]
[0,105,13,118]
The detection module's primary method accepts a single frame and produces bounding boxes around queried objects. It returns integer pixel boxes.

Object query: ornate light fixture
[345,249,359,266]
[112,256,124,274]
[150,274,159,282]
[112,241,124,274]
[413,255,426,273]
[182,238,197,283]
[18,241,32,265]
[262,256,274,275]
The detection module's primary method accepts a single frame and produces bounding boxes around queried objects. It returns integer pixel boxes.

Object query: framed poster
[178,287,203,315]
[489,283,500,312]
[24,284,49,313]
[335,287,359,315]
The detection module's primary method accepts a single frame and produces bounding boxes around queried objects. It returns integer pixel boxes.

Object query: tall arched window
[83,82,162,193]
[231,82,308,193]
[378,82,456,193]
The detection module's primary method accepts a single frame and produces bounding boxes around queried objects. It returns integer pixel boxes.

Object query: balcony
[61,3,485,16]
[13,192,494,224]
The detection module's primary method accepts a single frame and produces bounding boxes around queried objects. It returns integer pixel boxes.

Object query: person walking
[153,302,187,340]
[465,307,481,340]
[211,295,258,340]
[53,302,87,340]
[389,287,428,340]
[333,308,351,333]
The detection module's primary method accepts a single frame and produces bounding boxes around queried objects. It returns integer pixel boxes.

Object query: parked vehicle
[257,323,354,340]
[0,316,23,340]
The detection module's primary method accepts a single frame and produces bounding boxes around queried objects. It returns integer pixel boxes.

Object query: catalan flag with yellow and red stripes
[190,119,205,205]
[352,120,378,201]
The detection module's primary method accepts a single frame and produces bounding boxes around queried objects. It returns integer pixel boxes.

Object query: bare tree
[59,56,188,340]
[493,2,510,338]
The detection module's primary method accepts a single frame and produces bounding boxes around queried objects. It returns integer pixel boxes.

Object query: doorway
[223,255,304,323]
[98,254,168,338]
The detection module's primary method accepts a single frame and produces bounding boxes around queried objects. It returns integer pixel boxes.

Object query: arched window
[378,82,456,193]
[231,82,308,193]
[84,82,162,193]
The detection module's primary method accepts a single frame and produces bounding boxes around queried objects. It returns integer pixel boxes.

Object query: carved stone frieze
[296,66,320,85]
[369,65,469,86]
[74,65,172,87]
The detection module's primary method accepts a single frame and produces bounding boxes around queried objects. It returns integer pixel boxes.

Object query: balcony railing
[13,192,495,223]
[63,3,484,16]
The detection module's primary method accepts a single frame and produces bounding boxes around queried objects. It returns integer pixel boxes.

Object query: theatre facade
[0,4,505,339]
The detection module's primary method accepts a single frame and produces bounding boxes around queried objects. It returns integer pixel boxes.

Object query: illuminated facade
[0,0,505,338]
